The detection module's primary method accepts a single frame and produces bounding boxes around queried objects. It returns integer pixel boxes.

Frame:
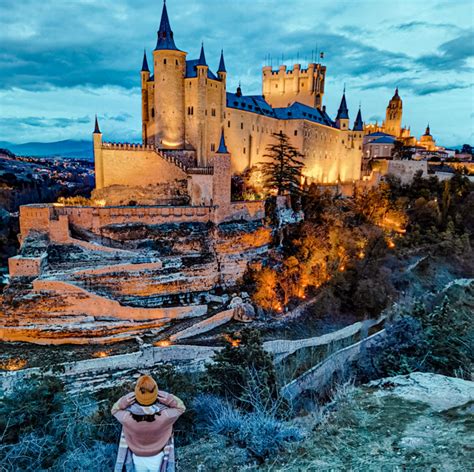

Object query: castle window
[205,110,208,116]
[176,59,178,65]
[243,147,246,154]
[228,121,231,127]
[163,59,167,65]
[294,130,298,136]
[211,108,216,117]
[241,123,244,129]
[275,84,278,88]
[151,108,155,118]
[211,143,215,152]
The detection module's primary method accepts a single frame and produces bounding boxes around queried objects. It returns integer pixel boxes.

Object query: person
[112,374,186,472]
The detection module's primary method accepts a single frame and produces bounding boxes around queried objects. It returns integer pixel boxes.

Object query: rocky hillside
[179,373,474,471]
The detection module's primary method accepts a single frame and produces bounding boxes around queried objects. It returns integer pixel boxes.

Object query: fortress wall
[223,107,361,185]
[228,201,265,222]
[188,173,213,206]
[8,255,45,277]
[100,145,187,188]
[19,205,52,240]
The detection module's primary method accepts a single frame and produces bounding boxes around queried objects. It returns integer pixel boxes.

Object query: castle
[365,88,437,151]
[93,0,364,209]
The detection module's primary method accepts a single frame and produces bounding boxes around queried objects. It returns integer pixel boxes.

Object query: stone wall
[98,143,187,189]
[8,254,45,277]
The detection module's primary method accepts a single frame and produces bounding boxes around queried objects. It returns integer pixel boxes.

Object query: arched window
[163,59,167,65]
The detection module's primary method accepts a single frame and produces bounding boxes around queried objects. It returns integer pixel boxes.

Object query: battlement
[262,63,325,77]
[102,142,155,151]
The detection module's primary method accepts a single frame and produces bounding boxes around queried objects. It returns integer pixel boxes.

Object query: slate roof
[367,131,394,137]
[226,93,335,127]
[336,93,349,120]
[217,130,229,153]
[370,136,396,144]
[185,59,218,79]
[217,50,226,73]
[353,108,363,131]
[155,2,180,51]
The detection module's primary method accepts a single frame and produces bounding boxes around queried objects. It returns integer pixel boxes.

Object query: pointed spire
[155,0,178,51]
[353,106,363,131]
[424,123,431,135]
[141,49,149,72]
[391,87,401,102]
[93,115,101,134]
[236,82,242,97]
[197,42,207,66]
[217,129,229,154]
[217,49,226,73]
[336,91,349,120]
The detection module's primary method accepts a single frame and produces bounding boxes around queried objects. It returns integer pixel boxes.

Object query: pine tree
[260,132,305,196]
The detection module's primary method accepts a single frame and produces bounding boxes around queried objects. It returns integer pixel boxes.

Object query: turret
[217,49,226,83]
[353,107,363,131]
[213,129,231,223]
[335,90,349,130]
[141,50,150,144]
[92,115,104,189]
[152,1,187,148]
[196,42,208,76]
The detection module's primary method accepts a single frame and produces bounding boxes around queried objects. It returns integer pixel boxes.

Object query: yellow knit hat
[134,375,158,406]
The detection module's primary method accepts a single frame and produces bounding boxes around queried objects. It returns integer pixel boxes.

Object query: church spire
[93,115,101,134]
[353,106,363,131]
[141,49,149,72]
[336,91,349,120]
[217,49,226,73]
[217,129,229,154]
[155,0,178,51]
[197,42,207,66]
[424,123,431,135]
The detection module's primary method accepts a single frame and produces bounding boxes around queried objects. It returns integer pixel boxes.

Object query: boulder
[233,302,256,323]
[368,372,474,412]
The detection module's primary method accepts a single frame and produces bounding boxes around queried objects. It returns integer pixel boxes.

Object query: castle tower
[213,129,231,223]
[195,43,209,165]
[262,60,326,109]
[141,50,150,144]
[92,115,104,189]
[384,88,402,137]
[152,1,187,148]
[335,91,349,130]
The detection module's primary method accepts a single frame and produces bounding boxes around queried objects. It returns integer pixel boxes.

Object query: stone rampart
[8,255,46,278]
[228,201,265,222]
[0,317,384,393]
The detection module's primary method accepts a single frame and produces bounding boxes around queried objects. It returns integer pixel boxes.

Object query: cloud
[393,20,459,31]
[359,77,472,96]
[417,31,474,70]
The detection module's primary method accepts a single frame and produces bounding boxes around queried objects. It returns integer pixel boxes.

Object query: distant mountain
[0,140,93,160]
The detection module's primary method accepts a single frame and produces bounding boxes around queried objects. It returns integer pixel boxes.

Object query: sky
[0,0,473,147]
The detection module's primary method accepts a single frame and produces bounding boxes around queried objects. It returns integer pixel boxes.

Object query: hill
[0,140,93,160]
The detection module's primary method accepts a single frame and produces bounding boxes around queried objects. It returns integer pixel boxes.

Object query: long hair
[131,411,161,423]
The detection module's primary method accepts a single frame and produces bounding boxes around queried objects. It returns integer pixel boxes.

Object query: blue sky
[0,0,473,146]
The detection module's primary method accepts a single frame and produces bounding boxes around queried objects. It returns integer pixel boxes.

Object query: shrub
[356,316,428,382]
[192,394,302,462]
[203,329,277,402]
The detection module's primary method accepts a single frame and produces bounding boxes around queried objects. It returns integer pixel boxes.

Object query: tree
[391,140,413,160]
[260,132,304,196]
[252,266,280,311]
[203,329,277,401]
[461,144,473,155]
